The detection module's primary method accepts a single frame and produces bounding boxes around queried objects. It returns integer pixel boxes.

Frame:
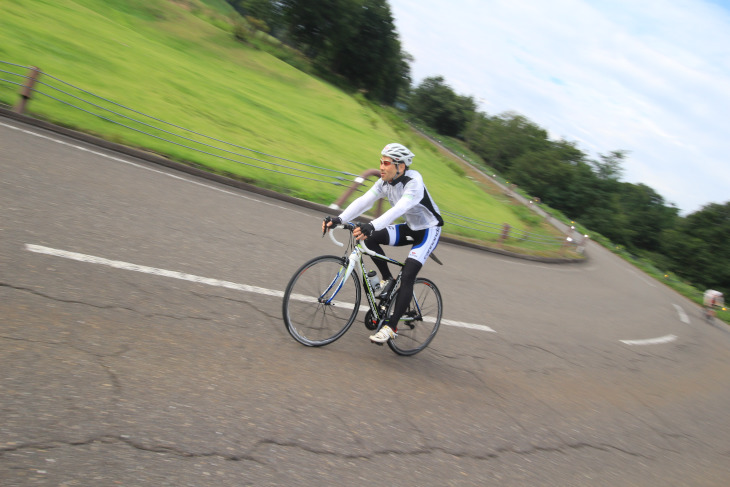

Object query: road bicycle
[703,305,714,323]
[282,222,443,355]
[703,304,726,324]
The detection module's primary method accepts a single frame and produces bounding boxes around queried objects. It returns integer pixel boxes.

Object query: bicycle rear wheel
[283,255,361,346]
[386,277,442,356]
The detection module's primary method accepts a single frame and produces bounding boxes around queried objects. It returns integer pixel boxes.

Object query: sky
[388,0,730,215]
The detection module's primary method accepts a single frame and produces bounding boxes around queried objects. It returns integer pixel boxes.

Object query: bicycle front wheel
[386,277,442,356]
[282,255,361,346]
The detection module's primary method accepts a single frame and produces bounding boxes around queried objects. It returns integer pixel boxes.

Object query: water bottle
[367,270,380,291]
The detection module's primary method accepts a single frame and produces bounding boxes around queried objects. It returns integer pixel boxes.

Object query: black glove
[323,216,342,235]
[355,222,374,237]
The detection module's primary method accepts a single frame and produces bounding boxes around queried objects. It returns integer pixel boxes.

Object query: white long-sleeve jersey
[338,169,443,231]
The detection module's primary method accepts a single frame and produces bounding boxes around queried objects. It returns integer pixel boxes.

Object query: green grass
[0,0,570,256]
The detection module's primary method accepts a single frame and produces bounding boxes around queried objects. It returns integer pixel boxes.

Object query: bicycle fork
[319,249,359,305]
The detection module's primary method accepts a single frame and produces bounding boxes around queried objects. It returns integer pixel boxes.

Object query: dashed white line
[672,304,690,324]
[619,304,689,346]
[25,244,493,333]
[620,334,677,346]
[26,244,283,296]
[441,320,495,332]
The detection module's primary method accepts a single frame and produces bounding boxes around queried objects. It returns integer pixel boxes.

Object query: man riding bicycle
[322,143,443,343]
[703,289,725,320]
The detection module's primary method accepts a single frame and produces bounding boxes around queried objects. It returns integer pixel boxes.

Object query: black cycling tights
[388,258,422,331]
[364,228,424,331]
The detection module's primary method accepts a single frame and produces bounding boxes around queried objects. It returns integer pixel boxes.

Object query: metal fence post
[561,236,575,256]
[14,66,41,114]
[499,223,511,246]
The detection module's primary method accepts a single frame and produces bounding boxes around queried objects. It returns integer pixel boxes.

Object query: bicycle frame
[327,224,403,327]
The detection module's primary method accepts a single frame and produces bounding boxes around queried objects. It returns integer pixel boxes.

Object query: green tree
[251,0,409,103]
[616,183,678,251]
[580,193,631,246]
[510,150,572,203]
[464,111,549,172]
[664,202,730,294]
[328,0,410,103]
[409,76,476,137]
[661,229,716,290]
[508,139,595,217]
[591,150,626,182]
[281,0,356,59]
[547,140,594,216]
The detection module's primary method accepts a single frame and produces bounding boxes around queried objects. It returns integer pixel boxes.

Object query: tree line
[410,76,729,297]
[226,1,727,297]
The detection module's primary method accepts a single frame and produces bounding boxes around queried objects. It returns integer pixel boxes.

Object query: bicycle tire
[282,255,361,346]
[386,277,442,356]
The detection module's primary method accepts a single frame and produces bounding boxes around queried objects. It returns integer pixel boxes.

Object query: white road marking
[25,244,493,332]
[441,319,494,332]
[619,303,688,345]
[672,304,690,324]
[26,244,283,296]
[620,334,677,346]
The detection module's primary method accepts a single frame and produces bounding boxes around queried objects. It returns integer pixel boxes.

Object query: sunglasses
[379,159,395,167]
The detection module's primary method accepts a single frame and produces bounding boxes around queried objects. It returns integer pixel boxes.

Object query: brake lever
[322,216,333,237]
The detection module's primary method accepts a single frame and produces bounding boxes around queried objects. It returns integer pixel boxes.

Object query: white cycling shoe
[369,325,396,344]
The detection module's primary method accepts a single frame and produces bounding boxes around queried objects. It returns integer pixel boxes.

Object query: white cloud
[389,0,730,213]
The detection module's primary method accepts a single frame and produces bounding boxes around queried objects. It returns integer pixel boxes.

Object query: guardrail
[0,61,579,255]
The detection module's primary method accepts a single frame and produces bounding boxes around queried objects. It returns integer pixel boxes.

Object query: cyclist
[322,143,443,343]
[703,289,725,320]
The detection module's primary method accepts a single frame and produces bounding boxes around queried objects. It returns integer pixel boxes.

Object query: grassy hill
[0,0,571,255]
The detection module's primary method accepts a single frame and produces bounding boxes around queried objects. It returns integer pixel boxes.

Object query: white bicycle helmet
[381,143,415,167]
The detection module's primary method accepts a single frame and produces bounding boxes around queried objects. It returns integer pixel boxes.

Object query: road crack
[0,436,264,464]
[1,282,214,322]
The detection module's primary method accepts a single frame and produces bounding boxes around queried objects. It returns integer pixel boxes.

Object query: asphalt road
[2,116,730,486]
